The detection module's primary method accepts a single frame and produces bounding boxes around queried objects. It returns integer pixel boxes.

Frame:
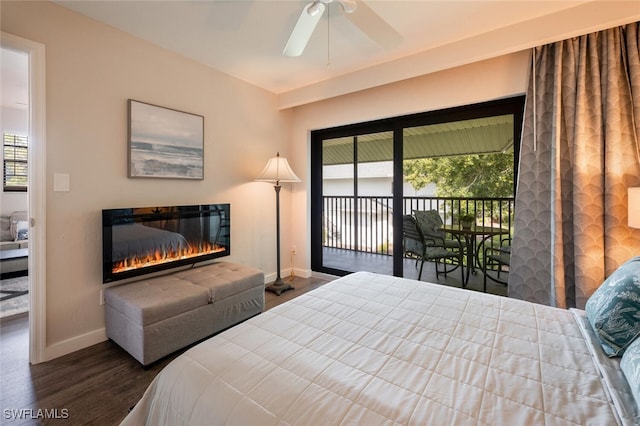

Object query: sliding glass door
[318,131,394,275]
[310,96,525,280]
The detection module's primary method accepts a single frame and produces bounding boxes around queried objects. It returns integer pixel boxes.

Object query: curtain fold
[509,22,640,309]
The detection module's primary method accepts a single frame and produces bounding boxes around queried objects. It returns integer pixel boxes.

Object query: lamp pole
[266,180,294,295]
[274,182,283,284]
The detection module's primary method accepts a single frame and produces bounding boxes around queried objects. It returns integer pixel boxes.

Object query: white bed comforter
[122,272,638,425]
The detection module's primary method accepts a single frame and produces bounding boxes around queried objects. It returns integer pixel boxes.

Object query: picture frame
[128,99,204,179]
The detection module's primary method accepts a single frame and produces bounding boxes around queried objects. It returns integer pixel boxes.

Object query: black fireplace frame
[102,204,230,283]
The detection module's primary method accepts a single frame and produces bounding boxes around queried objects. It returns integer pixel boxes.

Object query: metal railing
[322,196,515,256]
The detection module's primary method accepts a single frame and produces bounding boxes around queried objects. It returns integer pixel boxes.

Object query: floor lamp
[256,152,301,295]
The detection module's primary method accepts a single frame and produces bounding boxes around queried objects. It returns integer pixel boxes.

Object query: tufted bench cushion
[172,261,264,301]
[105,261,264,365]
[104,275,210,327]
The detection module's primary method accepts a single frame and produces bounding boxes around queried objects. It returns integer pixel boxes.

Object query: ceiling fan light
[306,2,324,17]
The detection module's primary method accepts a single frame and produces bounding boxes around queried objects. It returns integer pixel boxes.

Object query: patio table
[441,225,509,284]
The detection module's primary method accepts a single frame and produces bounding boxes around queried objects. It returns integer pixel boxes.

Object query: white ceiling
[4,1,640,110]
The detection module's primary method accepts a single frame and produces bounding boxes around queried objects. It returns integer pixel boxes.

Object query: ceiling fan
[283,0,401,57]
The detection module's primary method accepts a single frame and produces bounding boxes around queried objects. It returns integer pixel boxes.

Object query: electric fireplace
[102,204,230,283]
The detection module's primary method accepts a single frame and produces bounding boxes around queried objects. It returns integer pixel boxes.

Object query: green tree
[404,153,514,224]
[403,153,513,198]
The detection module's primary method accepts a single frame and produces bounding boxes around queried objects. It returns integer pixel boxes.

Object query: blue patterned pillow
[621,337,640,411]
[586,257,640,357]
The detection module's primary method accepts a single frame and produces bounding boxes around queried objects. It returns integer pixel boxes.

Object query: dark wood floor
[0,275,329,426]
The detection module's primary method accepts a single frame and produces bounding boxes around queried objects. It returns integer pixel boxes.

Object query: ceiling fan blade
[344,1,401,49]
[283,2,326,57]
[337,0,357,14]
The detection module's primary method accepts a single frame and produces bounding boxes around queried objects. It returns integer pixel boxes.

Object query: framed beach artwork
[128,99,204,179]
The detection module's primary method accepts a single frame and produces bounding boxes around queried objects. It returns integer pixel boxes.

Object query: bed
[122,270,640,425]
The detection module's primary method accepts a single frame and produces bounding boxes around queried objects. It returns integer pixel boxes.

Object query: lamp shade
[255,152,301,184]
[630,187,640,229]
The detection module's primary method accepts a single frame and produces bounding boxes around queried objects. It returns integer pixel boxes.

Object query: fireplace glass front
[102,204,230,283]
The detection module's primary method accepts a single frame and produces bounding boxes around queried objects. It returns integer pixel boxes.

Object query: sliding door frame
[311,119,395,276]
[311,95,525,277]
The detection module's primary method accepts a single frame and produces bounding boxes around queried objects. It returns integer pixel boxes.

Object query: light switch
[53,173,70,192]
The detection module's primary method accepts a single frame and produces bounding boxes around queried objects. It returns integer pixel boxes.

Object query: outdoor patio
[323,247,508,297]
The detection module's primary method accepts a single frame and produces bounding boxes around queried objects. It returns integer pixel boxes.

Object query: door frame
[2,31,47,364]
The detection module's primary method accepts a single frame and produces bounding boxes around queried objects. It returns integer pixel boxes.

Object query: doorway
[1,31,47,364]
[320,130,394,274]
[310,96,524,283]
[1,47,29,318]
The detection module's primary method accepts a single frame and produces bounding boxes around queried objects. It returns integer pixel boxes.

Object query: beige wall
[289,51,531,274]
[1,1,294,355]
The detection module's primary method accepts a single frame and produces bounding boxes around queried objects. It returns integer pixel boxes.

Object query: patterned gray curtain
[509,22,640,309]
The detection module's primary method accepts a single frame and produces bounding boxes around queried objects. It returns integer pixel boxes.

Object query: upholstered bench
[104,261,264,366]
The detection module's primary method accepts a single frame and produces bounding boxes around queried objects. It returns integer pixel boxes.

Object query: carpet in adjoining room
[0,275,28,318]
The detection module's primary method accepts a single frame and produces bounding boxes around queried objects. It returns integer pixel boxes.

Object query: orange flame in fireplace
[112,242,226,273]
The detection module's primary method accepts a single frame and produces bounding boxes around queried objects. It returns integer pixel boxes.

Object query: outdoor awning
[322,114,514,165]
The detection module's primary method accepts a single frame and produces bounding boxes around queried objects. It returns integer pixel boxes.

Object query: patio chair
[414,210,463,250]
[414,210,465,274]
[482,237,511,292]
[402,215,464,283]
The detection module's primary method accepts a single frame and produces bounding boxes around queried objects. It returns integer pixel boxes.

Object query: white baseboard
[291,267,312,278]
[264,268,312,283]
[44,328,107,362]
